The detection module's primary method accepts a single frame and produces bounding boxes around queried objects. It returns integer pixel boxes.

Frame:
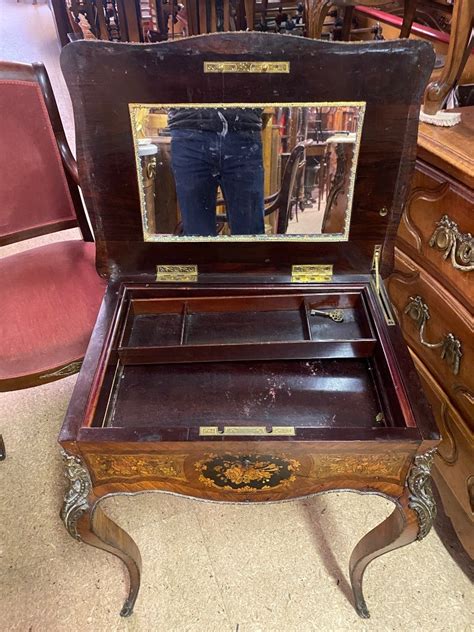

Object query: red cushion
[0,80,76,239]
[0,240,106,380]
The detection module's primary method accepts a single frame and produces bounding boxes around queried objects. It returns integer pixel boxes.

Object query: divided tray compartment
[86,285,410,433]
[117,291,377,365]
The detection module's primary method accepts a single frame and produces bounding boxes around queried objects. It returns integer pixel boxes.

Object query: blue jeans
[170,129,265,236]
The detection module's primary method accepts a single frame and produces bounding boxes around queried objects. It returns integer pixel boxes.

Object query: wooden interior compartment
[118,291,376,365]
[86,284,409,432]
[100,357,390,430]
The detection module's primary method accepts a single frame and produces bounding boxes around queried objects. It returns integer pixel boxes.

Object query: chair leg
[244,0,255,30]
[0,435,5,461]
[399,0,417,38]
[340,6,354,41]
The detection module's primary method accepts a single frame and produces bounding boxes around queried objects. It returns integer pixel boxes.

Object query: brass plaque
[199,426,295,436]
[291,264,333,283]
[204,61,290,74]
[156,264,198,282]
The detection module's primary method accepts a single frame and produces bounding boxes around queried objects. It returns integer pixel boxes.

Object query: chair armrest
[58,137,80,185]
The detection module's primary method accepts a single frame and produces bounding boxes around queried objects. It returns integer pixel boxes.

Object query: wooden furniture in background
[58,33,439,619]
[423,0,474,115]
[387,108,474,557]
[304,0,418,40]
[352,1,474,119]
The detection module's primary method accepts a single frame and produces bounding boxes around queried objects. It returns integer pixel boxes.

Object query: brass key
[310,308,344,322]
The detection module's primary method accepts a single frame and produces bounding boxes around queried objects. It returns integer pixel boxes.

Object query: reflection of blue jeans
[170,129,265,236]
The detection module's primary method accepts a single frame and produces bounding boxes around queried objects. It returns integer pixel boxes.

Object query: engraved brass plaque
[204,61,289,74]
[156,264,198,282]
[199,426,295,436]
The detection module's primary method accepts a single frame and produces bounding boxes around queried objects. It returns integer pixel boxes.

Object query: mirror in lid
[130,103,365,241]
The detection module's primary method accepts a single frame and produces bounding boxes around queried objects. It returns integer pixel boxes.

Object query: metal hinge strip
[371,245,395,326]
[291,264,333,283]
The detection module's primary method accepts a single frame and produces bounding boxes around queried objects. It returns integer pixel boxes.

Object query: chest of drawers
[387,108,474,557]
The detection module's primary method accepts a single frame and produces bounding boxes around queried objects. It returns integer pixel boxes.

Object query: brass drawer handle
[429,215,474,272]
[404,296,462,375]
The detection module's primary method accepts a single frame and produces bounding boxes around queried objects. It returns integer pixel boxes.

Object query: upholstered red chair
[0,61,107,455]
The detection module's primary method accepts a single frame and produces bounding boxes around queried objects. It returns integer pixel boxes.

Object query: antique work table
[58,33,439,619]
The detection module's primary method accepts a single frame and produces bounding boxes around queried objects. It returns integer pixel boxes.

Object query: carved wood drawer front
[411,351,473,505]
[397,163,474,312]
[388,248,474,423]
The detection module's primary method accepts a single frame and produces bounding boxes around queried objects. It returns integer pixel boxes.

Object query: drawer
[397,161,474,312]
[410,350,473,523]
[388,248,474,423]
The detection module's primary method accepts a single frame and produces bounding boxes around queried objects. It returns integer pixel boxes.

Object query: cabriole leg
[349,449,437,618]
[60,450,142,617]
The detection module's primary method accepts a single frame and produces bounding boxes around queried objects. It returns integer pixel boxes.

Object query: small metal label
[156,265,198,282]
[204,61,290,74]
[291,264,333,283]
[199,426,295,436]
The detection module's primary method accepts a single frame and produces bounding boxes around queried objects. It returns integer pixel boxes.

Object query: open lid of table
[60,33,434,281]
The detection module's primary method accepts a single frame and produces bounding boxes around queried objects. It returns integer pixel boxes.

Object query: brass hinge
[372,245,382,294]
[370,245,396,326]
[291,264,333,283]
[156,265,198,282]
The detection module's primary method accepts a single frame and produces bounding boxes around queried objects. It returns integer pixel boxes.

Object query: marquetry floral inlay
[195,454,300,493]
[311,453,409,480]
[86,454,186,482]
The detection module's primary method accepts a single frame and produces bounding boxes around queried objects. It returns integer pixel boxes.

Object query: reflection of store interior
[136,105,359,236]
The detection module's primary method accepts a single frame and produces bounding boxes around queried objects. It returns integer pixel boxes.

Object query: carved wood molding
[403,180,450,252]
[436,402,458,465]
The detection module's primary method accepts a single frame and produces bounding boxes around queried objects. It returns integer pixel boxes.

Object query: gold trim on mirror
[204,61,290,73]
[129,101,366,243]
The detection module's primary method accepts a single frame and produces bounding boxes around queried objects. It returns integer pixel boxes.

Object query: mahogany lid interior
[60,33,434,280]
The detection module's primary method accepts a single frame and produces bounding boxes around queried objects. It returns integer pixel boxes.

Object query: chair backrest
[0,61,92,246]
[184,0,249,35]
[274,142,306,234]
